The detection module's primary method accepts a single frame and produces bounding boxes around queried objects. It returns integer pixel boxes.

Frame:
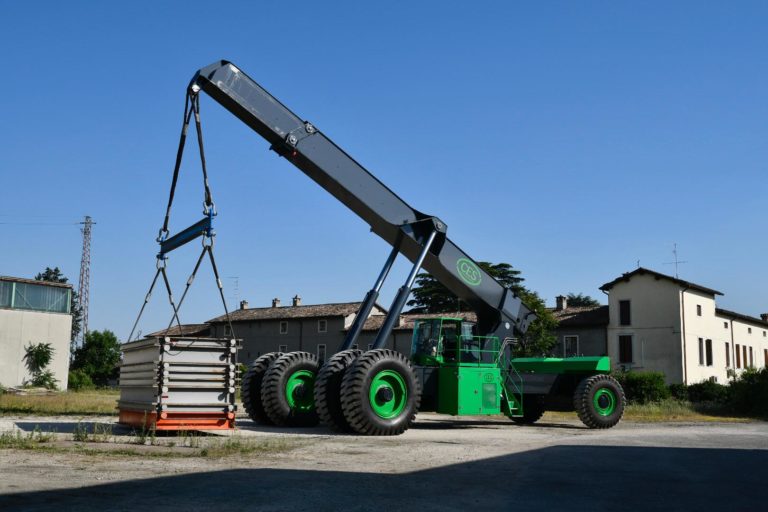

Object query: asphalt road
[0,414,766,511]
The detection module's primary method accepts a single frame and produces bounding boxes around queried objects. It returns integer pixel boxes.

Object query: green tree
[71,330,121,386]
[23,342,58,389]
[406,261,556,356]
[566,293,601,308]
[516,289,558,357]
[407,262,524,313]
[35,267,83,358]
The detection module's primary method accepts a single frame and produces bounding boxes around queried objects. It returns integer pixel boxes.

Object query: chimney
[292,295,301,307]
[239,300,249,310]
[272,298,281,308]
[761,313,768,322]
[555,295,568,311]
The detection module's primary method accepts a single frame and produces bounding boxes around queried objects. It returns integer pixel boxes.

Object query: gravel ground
[1,413,766,511]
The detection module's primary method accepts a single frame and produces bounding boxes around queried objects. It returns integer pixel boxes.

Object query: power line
[0,221,81,226]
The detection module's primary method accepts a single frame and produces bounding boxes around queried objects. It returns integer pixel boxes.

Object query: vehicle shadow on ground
[12,418,582,437]
[411,419,583,430]
[233,420,338,436]
[14,421,134,436]
[1,445,765,511]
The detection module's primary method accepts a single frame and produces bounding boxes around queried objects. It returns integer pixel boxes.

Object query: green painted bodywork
[285,370,315,412]
[437,366,502,415]
[511,356,612,374]
[593,388,617,416]
[369,369,408,419]
[410,317,614,418]
[412,317,523,417]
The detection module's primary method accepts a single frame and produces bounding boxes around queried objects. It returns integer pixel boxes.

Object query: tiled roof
[551,305,609,327]
[357,311,478,332]
[146,324,211,337]
[0,276,72,289]
[207,302,385,323]
[599,267,723,297]
[715,308,768,328]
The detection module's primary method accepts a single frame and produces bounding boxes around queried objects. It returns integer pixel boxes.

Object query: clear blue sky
[1,1,766,340]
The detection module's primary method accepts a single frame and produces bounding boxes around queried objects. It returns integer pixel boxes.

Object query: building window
[696,305,702,316]
[743,346,748,368]
[735,344,741,368]
[698,338,704,366]
[1,280,71,314]
[318,319,327,333]
[724,321,728,329]
[279,321,288,335]
[705,339,713,367]
[764,349,768,367]
[564,335,579,358]
[749,346,753,367]
[618,335,632,364]
[748,327,752,334]
[317,344,326,362]
[763,331,766,337]
[725,342,730,367]
[224,324,232,337]
[278,344,288,352]
[619,301,631,326]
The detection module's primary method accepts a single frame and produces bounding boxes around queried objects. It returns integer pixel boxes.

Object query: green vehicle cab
[410,317,626,429]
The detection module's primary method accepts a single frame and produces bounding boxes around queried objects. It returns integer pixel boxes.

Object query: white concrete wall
[723,317,768,377]
[605,275,685,384]
[0,309,71,389]
[681,290,724,384]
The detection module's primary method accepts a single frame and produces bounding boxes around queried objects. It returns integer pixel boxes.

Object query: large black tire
[314,349,362,432]
[241,352,281,424]
[340,349,421,436]
[511,394,546,425]
[261,351,320,427]
[574,374,626,429]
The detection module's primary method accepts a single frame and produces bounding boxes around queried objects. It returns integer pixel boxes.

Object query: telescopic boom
[191,61,535,341]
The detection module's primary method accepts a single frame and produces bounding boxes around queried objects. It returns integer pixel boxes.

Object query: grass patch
[0,389,118,416]
[541,399,751,424]
[0,426,56,448]
[1,429,298,459]
[200,436,295,458]
[624,399,749,423]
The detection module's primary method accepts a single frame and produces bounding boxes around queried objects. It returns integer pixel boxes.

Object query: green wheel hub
[286,370,315,412]
[593,388,617,416]
[369,370,407,419]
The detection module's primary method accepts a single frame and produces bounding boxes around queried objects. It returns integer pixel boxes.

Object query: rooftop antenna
[663,242,688,278]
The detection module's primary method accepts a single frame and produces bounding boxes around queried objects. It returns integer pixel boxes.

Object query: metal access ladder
[497,338,524,417]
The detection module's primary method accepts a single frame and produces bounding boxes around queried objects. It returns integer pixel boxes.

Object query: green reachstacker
[165,61,625,435]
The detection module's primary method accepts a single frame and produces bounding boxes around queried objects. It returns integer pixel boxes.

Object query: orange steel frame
[118,409,235,431]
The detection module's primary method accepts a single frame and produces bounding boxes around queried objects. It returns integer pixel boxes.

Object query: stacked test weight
[117,336,240,430]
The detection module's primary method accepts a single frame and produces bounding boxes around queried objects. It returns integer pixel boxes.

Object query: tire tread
[574,374,626,429]
[241,352,280,424]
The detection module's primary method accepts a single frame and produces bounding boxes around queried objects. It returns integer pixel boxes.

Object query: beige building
[600,268,768,384]
[0,276,73,389]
